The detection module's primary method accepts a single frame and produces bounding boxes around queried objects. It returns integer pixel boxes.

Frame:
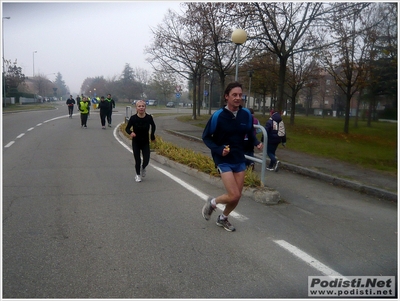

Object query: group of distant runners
[65,94,115,128]
[64,82,287,233]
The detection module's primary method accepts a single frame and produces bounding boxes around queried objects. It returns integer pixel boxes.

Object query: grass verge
[119,123,262,188]
[177,114,397,175]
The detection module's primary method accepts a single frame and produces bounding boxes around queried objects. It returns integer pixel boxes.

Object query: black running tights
[132,141,150,175]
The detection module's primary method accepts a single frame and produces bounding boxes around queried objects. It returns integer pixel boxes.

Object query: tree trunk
[354,88,362,128]
[208,80,213,115]
[290,96,296,125]
[343,92,351,134]
[219,72,225,107]
[367,99,373,126]
[197,75,202,117]
[192,76,197,120]
[276,55,288,113]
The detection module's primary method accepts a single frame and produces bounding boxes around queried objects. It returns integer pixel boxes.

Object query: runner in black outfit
[66,95,75,118]
[125,100,156,182]
[97,96,110,129]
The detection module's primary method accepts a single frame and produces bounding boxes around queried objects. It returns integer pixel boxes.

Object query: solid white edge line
[274,239,347,279]
[113,122,248,221]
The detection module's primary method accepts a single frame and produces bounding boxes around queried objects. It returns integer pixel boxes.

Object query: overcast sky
[2,1,183,95]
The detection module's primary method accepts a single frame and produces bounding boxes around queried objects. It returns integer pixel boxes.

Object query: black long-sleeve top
[125,113,156,143]
[98,100,110,114]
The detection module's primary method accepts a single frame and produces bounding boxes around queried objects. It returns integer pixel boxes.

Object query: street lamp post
[231,28,247,82]
[32,51,37,77]
[3,16,10,107]
[248,70,254,108]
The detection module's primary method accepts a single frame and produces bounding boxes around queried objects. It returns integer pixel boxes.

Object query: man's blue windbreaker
[202,106,260,166]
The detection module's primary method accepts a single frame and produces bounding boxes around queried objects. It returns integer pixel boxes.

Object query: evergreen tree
[54,72,68,98]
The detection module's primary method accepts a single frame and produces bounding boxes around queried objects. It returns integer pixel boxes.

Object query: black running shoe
[216,215,235,232]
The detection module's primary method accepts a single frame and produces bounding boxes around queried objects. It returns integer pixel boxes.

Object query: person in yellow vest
[78,97,90,128]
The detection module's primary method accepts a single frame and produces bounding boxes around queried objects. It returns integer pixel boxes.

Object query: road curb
[118,128,281,205]
[165,130,398,203]
[150,152,281,205]
[282,162,398,202]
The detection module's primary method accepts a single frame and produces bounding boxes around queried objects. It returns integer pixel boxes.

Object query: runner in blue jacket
[202,82,263,231]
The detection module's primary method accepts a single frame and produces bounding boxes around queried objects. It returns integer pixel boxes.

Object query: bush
[378,108,397,120]
[119,123,262,187]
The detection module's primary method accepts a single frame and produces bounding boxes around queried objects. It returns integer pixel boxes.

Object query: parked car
[131,100,143,105]
[146,100,158,106]
[166,101,175,108]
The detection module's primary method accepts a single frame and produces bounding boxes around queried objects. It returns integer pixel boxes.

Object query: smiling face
[225,86,243,111]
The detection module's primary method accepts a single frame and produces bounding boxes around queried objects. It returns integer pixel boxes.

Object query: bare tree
[286,52,319,124]
[321,3,373,133]
[146,8,208,119]
[4,59,26,97]
[244,2,327,113]
[34,73,55,100]
[244,51,279,116]
[81,76,112,98]
[134,67,150,99]
[184,3,246,106]
[149,71,177,104]
[362,3,398,126]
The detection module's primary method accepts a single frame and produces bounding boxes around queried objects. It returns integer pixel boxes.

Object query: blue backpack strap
[209,108,223,134]
[242,107,253,131]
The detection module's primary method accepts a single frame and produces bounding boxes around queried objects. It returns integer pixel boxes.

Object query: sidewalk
[154,115,397,202]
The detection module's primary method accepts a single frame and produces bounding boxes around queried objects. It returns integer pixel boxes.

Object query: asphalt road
[2,104,397,298]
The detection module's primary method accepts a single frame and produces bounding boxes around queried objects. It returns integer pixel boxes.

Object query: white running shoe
[135,175,142,182]
[141,167,146,178]
[274,161,280,172]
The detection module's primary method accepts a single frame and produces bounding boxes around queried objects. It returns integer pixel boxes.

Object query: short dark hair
[224,82,242,96]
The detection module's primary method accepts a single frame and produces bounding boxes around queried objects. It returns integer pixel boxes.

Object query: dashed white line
[114,122,343,277]
[4,114,71,148]
[4,141,15,148]
[4,113,347,280]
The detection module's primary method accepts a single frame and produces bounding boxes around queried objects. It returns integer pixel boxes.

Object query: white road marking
[151,165,208,200]
[5,114,72,148]
[113,123,248,221]
[274,240,346,278]
[115,122,344,277]
[4,141,15,148]
[6,118,345,278]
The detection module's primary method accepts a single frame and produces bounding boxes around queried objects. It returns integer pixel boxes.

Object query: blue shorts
[217,162,246,174]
